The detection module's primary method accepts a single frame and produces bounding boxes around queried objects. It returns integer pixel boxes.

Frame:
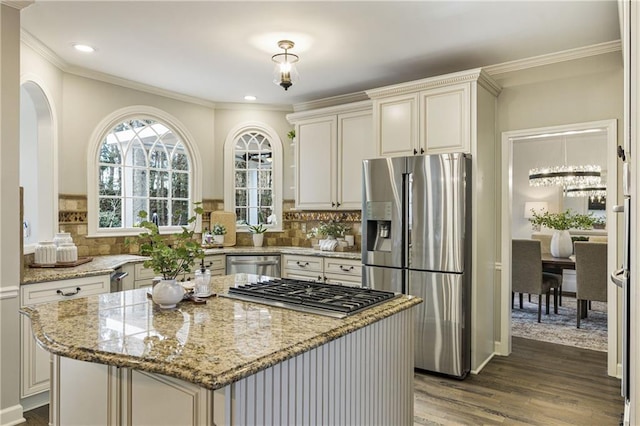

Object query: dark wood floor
[24,338,623,425]
[414,337,624,425]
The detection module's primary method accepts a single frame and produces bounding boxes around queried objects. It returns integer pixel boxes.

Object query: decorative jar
[53,232,73,247]
[550,230,573,258]
[56,242,78,263]
[35,241,57,265]
[194,268,212,296]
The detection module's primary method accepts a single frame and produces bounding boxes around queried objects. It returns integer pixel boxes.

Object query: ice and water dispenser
[364,201,393,253]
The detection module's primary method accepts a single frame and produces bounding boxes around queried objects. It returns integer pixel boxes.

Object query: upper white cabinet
[367,69,498,157]
[287,101,373,210]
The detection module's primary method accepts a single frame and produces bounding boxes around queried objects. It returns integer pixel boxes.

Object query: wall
[493,51,624,349]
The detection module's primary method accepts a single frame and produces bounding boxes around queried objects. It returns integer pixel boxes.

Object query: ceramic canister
[53,232,73,247]
[35,241,57,265]
[56,242,78,263]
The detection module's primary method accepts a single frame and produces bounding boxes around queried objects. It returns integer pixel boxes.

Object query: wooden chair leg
[559,283,562,306]
[553,287,558,314]
[538,294,542,323]
[528,294,531,303]
[545,291,550,314]
[519,293,523,309]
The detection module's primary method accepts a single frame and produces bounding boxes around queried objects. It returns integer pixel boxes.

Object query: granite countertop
[22,247,361,285]
[22,274,421,391]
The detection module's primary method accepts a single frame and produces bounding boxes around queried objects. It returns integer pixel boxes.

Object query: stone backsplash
[55,195,362,257]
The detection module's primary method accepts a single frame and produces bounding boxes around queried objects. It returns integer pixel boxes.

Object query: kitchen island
[22,274,421,425]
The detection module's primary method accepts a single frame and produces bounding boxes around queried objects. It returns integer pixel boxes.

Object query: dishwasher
[226,255,281,278]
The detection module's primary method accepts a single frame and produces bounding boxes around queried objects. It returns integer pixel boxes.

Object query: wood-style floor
[414,337,624,425]
[24,337,623,426]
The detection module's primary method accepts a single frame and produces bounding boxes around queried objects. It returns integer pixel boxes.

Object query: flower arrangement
[307,220,351,239]
[248,223,267,234]
[127,204,205,280]
[211,223,227,235]
[528,209,596,231]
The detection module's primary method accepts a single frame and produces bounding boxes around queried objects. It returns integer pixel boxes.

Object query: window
[89,107,200,236]
[224,123,282,231]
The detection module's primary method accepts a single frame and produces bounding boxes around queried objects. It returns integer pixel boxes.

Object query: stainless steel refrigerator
[362,153,471,378]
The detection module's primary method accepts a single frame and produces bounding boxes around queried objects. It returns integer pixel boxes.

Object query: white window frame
[224,122,283,232]
[87,106,202,237]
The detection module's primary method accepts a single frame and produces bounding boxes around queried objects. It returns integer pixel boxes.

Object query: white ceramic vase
[152,279,184,309]
[213,234,224,244]
[550,230,573,258]
[252,233,264,247]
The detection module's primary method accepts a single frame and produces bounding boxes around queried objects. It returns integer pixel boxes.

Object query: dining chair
[531,233,564,305]
[512,239,562,322]
[575,241,608,328]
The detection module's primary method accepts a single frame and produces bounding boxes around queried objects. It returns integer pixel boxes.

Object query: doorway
[500,119,619,377]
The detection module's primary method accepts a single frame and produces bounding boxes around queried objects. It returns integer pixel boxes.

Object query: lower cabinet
[132,255,226,289]
[281,254,362,286]
[52,356,223,426]
[20,275,110,402]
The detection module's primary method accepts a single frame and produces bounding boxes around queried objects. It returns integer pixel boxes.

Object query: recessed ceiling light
[72,43,95,53]
[244,95,257,101]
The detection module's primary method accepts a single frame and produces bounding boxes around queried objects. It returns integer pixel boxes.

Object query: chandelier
[528,135,601,188]
[563,184,607,201]
[271,40,299,91]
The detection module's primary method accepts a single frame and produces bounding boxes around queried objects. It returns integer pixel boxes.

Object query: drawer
[22,275,110,306]
[282,255,323,273]
[202,255,225,271]
[323,258,362,276]
[134,279,154,289]
[324,273,362,287]
[282,270,323,282]
[134,262,156,280]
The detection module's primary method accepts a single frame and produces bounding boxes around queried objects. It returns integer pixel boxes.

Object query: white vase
[213,234,224,244]
[252,233,264,247]
[550,230,573,258]
[152,279,184,309]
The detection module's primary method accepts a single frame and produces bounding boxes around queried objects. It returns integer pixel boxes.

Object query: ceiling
[20,1,621,108]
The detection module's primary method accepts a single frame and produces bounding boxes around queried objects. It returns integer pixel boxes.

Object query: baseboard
[20,391,49,412]
[0,404,24,426]
[471,351,496,375]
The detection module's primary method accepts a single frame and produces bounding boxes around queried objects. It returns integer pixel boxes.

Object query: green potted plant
[248,223,267,247]
[307,220,351,239]
[528,209,596,257]
[128,204,205,308]
[211,222,227,245]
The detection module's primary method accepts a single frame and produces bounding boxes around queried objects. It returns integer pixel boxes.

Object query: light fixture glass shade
[272,40,299,91]
[528,165,601,187]
[524,201,548,219]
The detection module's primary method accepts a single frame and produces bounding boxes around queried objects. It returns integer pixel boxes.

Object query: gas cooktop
[224,278,398,318]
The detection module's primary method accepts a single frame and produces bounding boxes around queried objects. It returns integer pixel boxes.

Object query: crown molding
[366,68,502,99]
[214,102,293,112]
[2,1,33,10]
[485,40,622,78]
[292,91,369,112]
[286,99,372,123]
[21,29,67,69]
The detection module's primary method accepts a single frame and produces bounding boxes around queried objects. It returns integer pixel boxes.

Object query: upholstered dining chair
[531,233,564,305]
[512,239,563,322]
[575,241,608,328]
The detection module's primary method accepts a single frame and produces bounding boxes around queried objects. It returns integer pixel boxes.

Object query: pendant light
[529,136,601,188]
[271,40,299,91]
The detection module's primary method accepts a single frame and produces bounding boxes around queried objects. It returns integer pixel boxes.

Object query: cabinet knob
[331,202,336,207]
[336,202,341,208]
[420,148,425,154]
[413,148,418,155]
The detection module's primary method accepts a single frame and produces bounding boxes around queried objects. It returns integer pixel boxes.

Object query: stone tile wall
[56,195,362,257]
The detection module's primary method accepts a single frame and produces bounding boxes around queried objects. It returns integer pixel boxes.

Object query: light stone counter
[22,273,420,391]
[22,247,360,285]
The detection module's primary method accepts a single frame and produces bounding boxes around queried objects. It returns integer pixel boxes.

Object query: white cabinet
[287,101,373,210]
[368,69,496,157]
[20,274,110,399]
[133,254,226,288]
[281,254,362,286]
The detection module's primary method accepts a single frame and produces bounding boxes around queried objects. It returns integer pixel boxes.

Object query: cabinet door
[21,317,50,398]
[296,116,337,209]
[374,93,419,157]
[337,110,372,209]
[420,83,470,154]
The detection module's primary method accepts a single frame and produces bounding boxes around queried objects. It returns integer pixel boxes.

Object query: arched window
[224,123,282,231]
[88,107,201,236]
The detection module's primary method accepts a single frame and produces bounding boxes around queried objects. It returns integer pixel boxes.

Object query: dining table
[540,254,589,317]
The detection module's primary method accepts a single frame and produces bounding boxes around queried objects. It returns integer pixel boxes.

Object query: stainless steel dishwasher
[226,255,281,278]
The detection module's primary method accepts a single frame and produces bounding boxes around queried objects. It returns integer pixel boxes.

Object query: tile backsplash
[54,195,362,257]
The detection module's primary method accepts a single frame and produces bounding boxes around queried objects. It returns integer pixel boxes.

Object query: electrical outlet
[301,223,307,233]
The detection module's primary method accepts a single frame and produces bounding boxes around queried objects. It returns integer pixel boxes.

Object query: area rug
[511,295,608,352]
